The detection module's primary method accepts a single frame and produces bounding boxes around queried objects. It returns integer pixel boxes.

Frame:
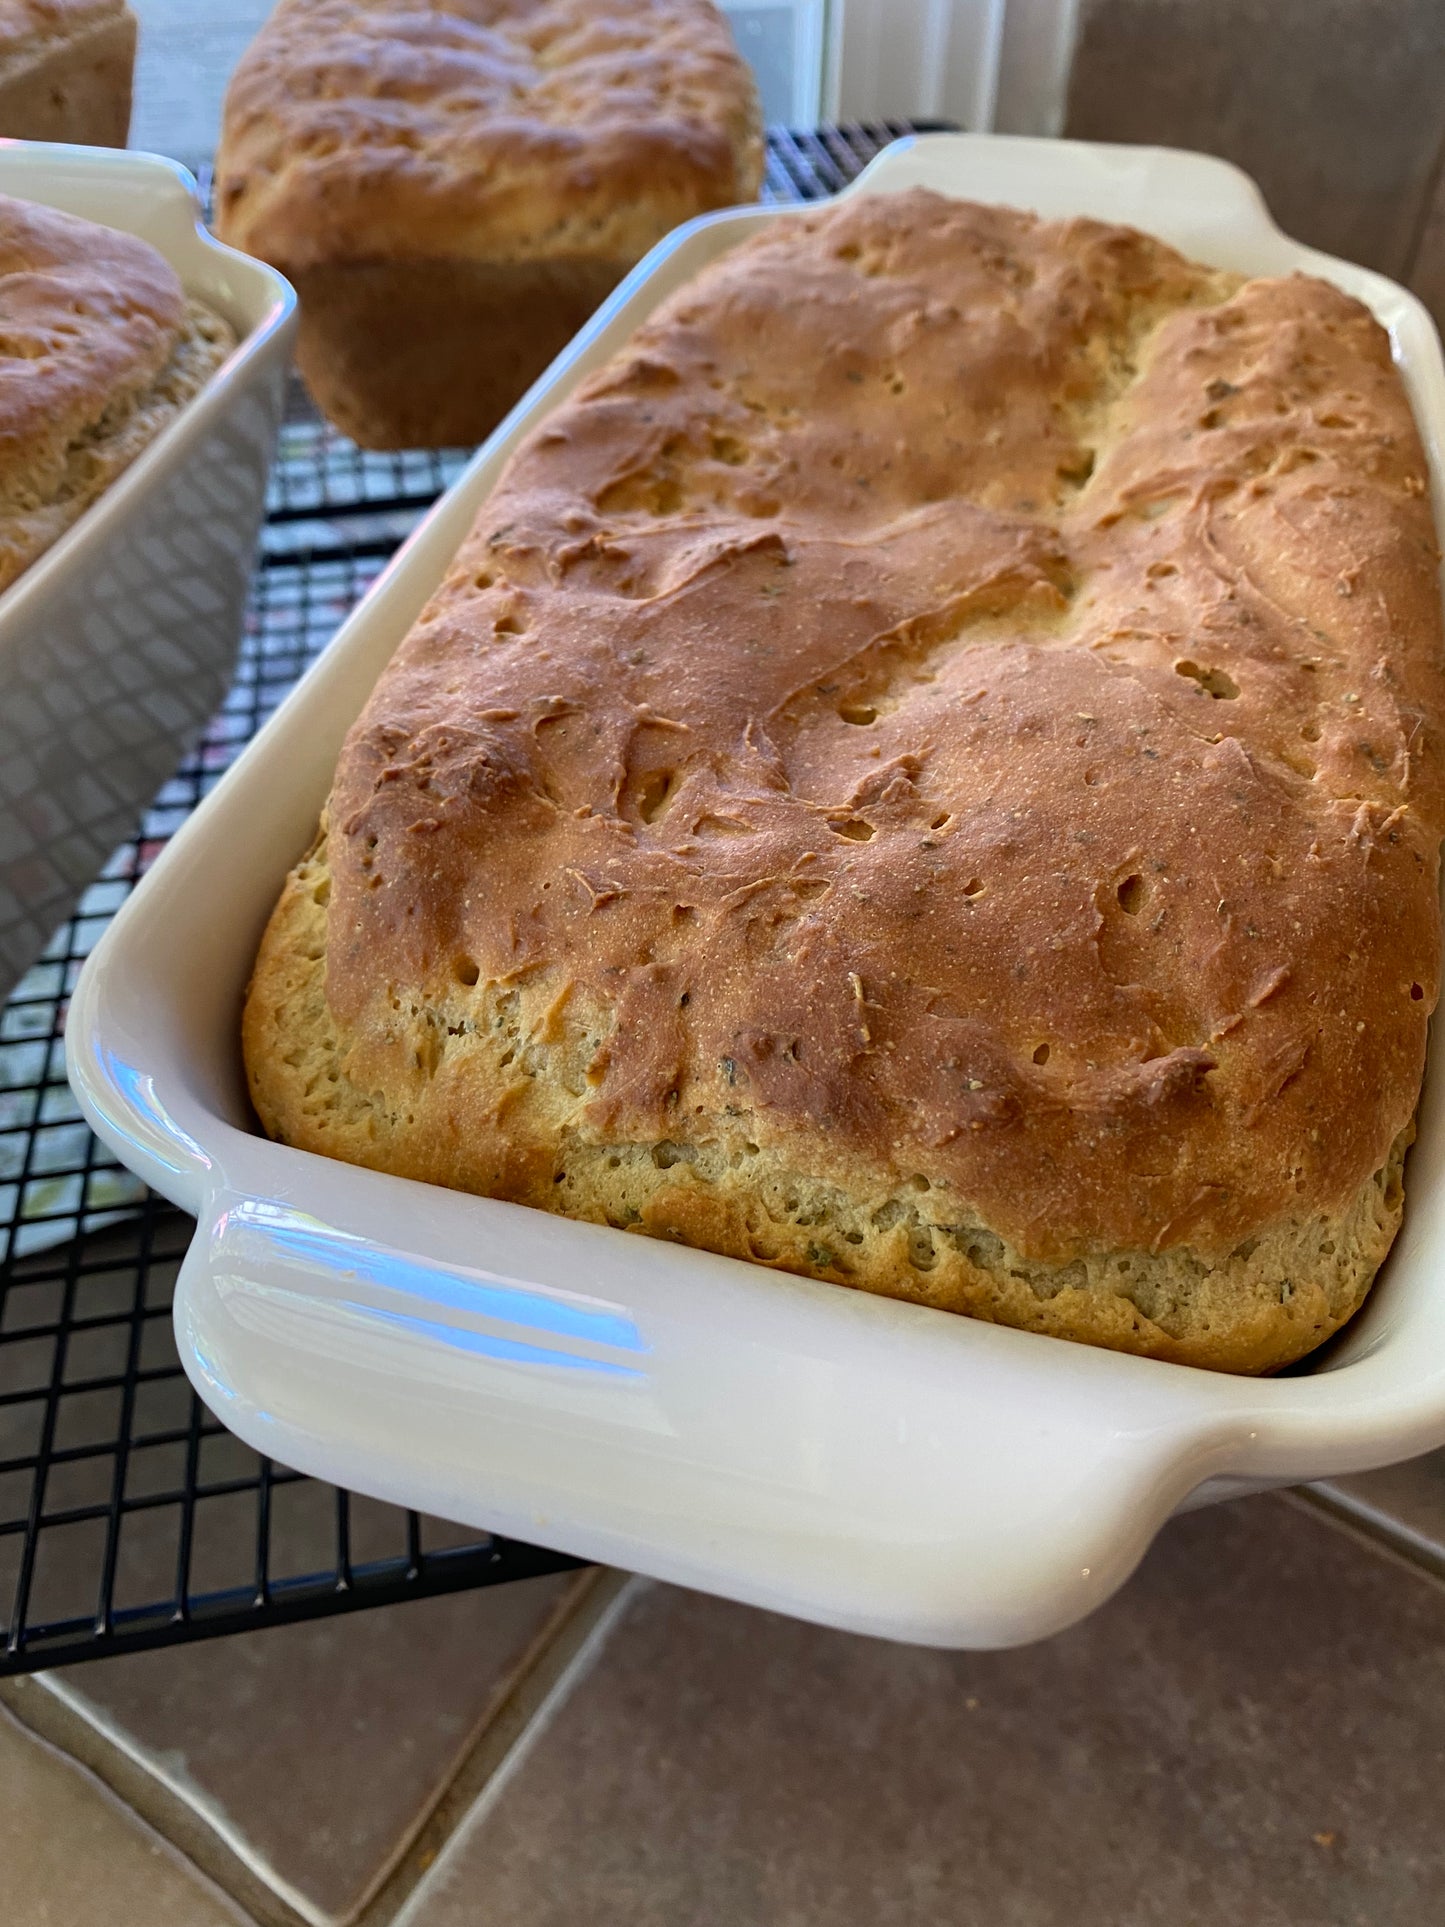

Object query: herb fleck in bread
[244,190,1445,1373]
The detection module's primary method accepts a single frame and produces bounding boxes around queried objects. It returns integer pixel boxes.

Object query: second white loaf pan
[0,142,296,1002]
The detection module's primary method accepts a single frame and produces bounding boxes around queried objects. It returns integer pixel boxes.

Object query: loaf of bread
[0,1,137,145]
[213,0,764,450]
[0,195,235,593]
[244,189,1445,1374]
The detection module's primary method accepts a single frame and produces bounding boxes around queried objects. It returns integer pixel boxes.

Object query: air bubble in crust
[636,768,679,824]
[1175,659,1240,700]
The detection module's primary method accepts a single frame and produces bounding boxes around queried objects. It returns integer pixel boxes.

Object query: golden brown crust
[245,190,1445,1372]
[213,0,765,273]
[0,195,234,591]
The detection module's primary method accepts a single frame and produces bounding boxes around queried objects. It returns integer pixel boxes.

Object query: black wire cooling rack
[0,122,941,1674]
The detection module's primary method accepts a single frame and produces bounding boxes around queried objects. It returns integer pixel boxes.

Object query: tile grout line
[384,1574,647,1927]
[0,1697,262,1927]
[349,1568,631,1927]
[0,1568,625,1927]
[0,1672,315,1927]
[1288,1484,1445,1593]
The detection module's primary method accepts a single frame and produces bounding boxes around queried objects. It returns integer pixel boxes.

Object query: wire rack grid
[0,122,941,1674]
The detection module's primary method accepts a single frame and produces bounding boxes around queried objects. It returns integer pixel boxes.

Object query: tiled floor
[0,1703,248,1927]
[41,1574,593,1924]
[5,1486,1445,1926]
[393,1497,1445,1927]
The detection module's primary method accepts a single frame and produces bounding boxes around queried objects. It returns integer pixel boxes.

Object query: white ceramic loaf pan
[67,135,1445,1648]
[0,142,296,1002]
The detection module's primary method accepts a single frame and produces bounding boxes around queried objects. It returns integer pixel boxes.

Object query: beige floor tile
[37,1571,591,1926]
[0,1702,251,1927]
[401,1496,1445,1927]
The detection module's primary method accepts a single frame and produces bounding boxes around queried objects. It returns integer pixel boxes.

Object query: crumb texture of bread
[244,191,1445,1374]
[0,2,136,146]
[0,194,235,592]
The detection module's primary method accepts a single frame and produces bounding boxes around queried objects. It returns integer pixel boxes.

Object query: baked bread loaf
[0,194,235,593]
[213,0,764,450]
[244,189,1445,1374]
[0,1,137,146]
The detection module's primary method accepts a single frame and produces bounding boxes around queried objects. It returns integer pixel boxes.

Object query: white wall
[828,0,1080,135]
[129,0,273,172]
